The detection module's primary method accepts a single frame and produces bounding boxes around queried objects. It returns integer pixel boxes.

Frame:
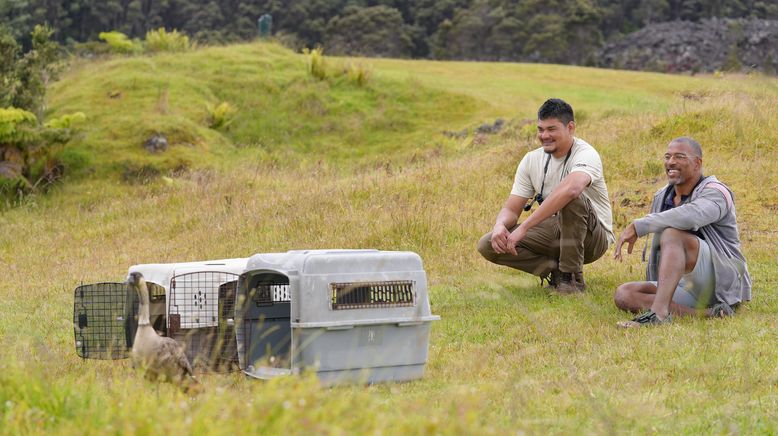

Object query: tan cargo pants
[477,195,610,276]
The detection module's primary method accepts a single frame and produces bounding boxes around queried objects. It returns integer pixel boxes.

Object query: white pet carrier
[236,249,440,384]
[73,258,248,372]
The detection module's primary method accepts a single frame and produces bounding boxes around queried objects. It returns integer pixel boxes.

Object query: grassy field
[1,42,777,434]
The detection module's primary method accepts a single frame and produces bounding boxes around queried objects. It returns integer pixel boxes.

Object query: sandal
[708,301,735,318]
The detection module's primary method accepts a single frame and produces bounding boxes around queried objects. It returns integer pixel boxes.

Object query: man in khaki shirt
[477,98,613,293]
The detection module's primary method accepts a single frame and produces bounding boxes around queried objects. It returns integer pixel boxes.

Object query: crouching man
[614,137,751,327]
[477,98,614,293]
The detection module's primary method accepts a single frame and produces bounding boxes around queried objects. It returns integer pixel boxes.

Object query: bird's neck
[137,282,151,326]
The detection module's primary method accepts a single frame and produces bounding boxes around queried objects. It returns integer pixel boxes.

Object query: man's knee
[658,228,700,273]
[477,232,497,261]
[613,284,633,310]
[613,282,646,311]
[659,227,687,245]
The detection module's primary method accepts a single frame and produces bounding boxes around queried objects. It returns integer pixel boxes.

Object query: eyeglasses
[663,153,698,161]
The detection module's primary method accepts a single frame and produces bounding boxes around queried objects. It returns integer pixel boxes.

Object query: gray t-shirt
[511,137,614,242]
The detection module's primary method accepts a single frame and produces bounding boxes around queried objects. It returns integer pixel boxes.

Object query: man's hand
[506,225,527,256]
[490,223,511,253]
[614,222,638,261]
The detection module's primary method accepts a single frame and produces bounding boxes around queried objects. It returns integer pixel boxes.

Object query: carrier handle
[325,325,354,331]
[396,321,423,327]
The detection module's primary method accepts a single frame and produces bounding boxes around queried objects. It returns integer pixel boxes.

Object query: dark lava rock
[598,18,778,74]
[143,134,168,153]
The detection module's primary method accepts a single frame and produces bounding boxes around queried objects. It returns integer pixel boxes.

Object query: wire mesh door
[73,282,138,359]
[169,271,241,372]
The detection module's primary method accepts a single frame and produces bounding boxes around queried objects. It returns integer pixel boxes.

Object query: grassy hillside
[1,42,777,434]
[46,43,482,180]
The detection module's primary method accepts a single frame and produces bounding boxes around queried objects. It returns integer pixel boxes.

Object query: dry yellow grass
[1,44,777,433]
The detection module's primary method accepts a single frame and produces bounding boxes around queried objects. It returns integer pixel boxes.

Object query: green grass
[2,42,778,434]
[47,43,481,177]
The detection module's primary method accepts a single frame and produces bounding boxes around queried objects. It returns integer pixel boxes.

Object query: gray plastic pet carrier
[73,258,248,371]
[236,249,440,384]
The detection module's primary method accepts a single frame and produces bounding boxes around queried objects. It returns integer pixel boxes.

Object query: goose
[126,271,199,391]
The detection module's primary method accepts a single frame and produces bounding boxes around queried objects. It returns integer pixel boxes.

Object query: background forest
[2,0,777,64]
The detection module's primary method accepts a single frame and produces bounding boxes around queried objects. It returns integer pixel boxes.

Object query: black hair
[538,98,574,125]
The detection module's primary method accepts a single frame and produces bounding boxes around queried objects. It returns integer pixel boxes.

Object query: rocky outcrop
[598,18,778,74]
[143,134,168,153]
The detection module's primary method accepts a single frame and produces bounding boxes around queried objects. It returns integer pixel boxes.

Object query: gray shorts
[652,237,716,309]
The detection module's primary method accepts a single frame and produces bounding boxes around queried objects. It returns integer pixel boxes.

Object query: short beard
[667,175,684,185]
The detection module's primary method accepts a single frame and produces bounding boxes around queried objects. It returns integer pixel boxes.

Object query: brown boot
[553,272,585,294]
[574,271,586,291]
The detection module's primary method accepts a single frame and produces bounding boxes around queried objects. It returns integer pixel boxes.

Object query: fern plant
[0,107,38,145]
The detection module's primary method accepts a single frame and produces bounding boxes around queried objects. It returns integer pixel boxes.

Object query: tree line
[1,0,777,64]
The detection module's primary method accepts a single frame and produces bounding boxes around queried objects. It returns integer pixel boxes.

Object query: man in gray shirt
[614,137,751,327]
[477,99,613,294]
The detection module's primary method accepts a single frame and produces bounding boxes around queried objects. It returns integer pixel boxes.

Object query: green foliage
[145,28,192,53]
[0,24,61,119]
[0,26,67,203]
[0,107,85,203]
[43,111,86,129]
[344,62,372,87]
[0,106,37,145]
[206,101,236,129]
[325,5,412,58]
[98,31,142,55]
[305,46,328,80]
[53,147,92,174]
[3,0,778,68]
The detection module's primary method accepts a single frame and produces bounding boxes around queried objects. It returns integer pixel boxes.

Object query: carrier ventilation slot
[330,280,415,310]
[250,283,291,306]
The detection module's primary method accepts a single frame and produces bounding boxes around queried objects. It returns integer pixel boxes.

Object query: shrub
[1,25,61,119]
[344,62,372,87]
[98,31,142,55]
[43,112,86,130]
[304,47,327,80]
[0,107,38,145]
[206,102,236,129]
[145,28,192,53]
[54,147,92,175]
[1,107,87,202]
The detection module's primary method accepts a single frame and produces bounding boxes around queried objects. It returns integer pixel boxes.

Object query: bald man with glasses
[613,137,751,327]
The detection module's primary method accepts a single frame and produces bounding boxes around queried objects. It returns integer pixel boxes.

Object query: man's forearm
[495,208,520,229]
[519,171,590,232]
[634,191,727,237]
[518,183,579,231]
